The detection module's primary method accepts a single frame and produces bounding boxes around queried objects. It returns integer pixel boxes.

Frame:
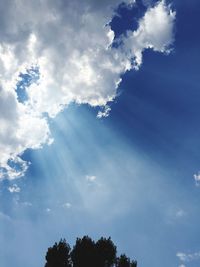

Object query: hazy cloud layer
[0,0,175,179]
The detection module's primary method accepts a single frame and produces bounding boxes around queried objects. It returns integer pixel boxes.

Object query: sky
[0,0,200,267]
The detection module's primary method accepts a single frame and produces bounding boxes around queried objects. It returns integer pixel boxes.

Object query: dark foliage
[45,239,71,267]
[44,236,137,267]
[116,254,137,267]
[96,237,117,267]
[71,236,96,267]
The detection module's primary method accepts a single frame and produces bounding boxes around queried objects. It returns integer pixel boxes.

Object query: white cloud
[86,175,97,182]
[97,105,111,118]
[121,0,175,68]
[177,251,200,262]
[193,172,200,186]
[0,0,175,179]
[8,184,21,193]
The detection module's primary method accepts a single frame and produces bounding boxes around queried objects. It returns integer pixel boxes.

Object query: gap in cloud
[7,158,27,175]
[16,66,40,103]
[110,0,147,40]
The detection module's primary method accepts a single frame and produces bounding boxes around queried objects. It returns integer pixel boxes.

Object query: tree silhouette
[116,254,137,267]
[44,236,137,267]
[45,239,71,267]
[71,236,96,267]
[96,237,116,267]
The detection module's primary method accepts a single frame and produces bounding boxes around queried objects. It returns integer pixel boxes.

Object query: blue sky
[0,1,200,267]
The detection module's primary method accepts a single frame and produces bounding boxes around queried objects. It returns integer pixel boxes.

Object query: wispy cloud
[177,251,200,262]
[175,209,186,218]
[8,184,21,193]
[46,208,51,213]
[97,106,111,118]
[86,175,97,182]
[0,211,11,221]
[193,172,200,186]
[62,203,72,209]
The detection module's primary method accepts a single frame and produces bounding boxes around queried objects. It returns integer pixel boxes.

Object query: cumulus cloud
[0,0,175,179]
[121,0,175,68]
